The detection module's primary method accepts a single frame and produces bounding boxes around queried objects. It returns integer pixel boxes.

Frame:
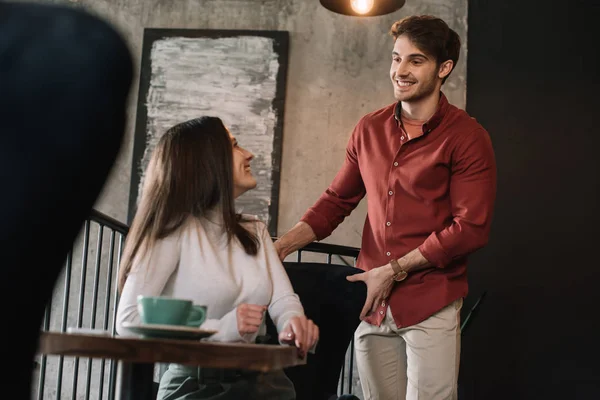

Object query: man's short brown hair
[390,15,461,83]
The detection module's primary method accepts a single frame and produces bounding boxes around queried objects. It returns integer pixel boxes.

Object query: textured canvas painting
[129,29,289,236]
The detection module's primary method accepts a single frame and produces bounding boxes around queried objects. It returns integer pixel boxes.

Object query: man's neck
[400,91,441,121]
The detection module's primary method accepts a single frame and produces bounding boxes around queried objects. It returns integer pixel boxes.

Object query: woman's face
[229,130,257,198]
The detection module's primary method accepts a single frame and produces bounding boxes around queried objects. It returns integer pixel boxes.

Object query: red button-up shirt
[301,93,497,328]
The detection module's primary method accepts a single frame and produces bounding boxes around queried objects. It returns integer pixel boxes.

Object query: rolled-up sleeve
[419,127,497,267]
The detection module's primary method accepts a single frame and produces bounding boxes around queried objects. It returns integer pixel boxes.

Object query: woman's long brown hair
[117,117,259,292]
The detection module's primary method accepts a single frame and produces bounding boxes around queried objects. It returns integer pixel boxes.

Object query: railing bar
[339,353,346,394]
[336,254,352,267]
[84,224,104,400]
[269,237,360,259]
[327,253,332,264]
[57,251,73,400]
[72,219,91,400]
[42,297,51,330]
[108,233,124,400]
[111,233,124,335]
[98,229,116,400]
[89,224,104,327]
[36,356,48,400]
[36,303,51,400]
[294,241,360,258]
[103,230,116,330]
[60,251,74,330]
[89,209,129,233]
[296,249,302,263]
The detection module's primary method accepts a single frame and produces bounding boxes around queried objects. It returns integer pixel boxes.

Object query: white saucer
[121,322,217,340]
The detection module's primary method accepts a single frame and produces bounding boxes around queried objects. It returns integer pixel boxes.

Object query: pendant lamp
[320,0,406,17]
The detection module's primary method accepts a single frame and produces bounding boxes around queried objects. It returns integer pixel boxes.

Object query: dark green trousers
[157,364,296,400]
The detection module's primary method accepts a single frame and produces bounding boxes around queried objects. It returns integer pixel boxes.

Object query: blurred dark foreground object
[0,0,133,394]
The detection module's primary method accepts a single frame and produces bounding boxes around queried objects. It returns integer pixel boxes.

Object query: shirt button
[386,221,391,226]
[401,136,405,140]
[388,190,393,195]
[379,310,384,315]
[394,162,398,166]
[381,301,385,306]
[386,252,391,256]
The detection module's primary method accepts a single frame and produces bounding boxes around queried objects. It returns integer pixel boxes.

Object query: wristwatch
[390,258,408,282]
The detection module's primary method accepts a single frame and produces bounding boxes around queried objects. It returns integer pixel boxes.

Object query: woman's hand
[236,303,267,336]
[278,315,319,358]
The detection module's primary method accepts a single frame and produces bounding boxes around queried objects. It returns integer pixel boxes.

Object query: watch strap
[390,258,403,274]
[390,258,408,282]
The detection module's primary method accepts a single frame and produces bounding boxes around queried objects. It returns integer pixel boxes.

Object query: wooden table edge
[37,331,306,372]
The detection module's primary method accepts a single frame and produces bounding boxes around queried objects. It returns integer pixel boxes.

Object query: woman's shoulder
[239,214,269,235]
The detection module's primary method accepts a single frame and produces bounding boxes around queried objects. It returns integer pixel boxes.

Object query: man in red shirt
[274,15,497,400]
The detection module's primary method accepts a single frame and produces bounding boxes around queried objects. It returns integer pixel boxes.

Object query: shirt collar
[393,91,449,134]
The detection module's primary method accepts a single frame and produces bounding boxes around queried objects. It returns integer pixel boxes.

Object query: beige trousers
[354,298,463,400]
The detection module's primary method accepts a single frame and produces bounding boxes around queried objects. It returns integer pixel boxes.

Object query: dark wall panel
[461,1,600,398]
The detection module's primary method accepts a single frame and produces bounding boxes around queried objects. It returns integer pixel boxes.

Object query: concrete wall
[42,0,468,248]
[27,0,468,398]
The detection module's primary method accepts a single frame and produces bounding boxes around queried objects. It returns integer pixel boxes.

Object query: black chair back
[266,262,366,400]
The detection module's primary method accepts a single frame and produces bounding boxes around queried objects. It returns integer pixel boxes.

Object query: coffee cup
[137,295,207,327]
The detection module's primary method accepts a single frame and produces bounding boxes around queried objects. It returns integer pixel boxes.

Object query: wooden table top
[38,331,306,372]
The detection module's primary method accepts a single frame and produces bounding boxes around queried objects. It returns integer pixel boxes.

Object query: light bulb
[350,0,374,14]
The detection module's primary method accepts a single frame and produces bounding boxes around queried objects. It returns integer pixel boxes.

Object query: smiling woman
[116,116,320,400]
[229,132,258,199]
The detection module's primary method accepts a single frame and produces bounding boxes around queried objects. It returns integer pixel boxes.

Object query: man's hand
[273,222,317,261]
[236,304,267,336]
[346,264,395,319]
[278,315,319,359]
[273,240,288,262]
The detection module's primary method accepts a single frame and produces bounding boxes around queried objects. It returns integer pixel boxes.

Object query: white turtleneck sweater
[115,214,305,344]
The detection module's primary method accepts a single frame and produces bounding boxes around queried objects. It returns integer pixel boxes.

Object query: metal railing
[34,210,128,400]
[33,210,361,399]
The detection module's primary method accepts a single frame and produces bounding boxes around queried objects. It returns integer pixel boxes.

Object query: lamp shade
[320,0,406,17]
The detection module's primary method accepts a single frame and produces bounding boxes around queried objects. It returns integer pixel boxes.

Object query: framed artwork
[129,28,289,236]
